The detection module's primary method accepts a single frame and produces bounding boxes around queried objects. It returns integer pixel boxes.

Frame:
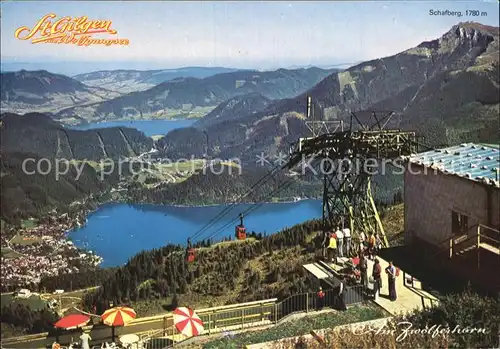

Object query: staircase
[447,224,500,290]
[450,224,500,261]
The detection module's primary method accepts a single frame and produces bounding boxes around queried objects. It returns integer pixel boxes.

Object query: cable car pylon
[286,96,420,250]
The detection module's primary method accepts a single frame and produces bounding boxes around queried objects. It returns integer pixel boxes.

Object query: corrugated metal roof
[406,143,500,187]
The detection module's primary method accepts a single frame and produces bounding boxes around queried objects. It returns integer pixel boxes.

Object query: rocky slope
[55,67,338,123]
[163,22,499,161]
[0,70,121,117]
[73,67,244,93]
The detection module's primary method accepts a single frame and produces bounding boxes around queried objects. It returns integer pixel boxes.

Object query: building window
[451,211,469,235]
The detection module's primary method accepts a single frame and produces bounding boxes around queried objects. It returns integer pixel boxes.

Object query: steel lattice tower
[287,98,418,249]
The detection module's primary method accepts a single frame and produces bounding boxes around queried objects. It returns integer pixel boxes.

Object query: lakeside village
[1,211,103,293]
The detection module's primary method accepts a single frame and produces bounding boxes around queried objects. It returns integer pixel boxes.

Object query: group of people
[52,330,126,349]
[323,227,398,302]
[326,228,381,264]
[359,254,398,301]
[325,226,352,264]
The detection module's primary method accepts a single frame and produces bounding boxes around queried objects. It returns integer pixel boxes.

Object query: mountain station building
[403,143,500,278]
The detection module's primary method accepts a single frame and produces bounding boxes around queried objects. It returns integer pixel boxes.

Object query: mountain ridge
[55,67,339,124]
[1,70,122,116]
[0,112,154,222]
[164,22,499,161]
[72,67,247,93]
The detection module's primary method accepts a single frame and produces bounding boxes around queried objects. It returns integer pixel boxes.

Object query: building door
[452,211,469,236]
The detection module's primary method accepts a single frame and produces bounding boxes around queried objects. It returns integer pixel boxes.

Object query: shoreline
[96,196,316,210]
[3,194,320,289]
[68,196,318,225]
[66,196,318,240]
[65,116,200,128]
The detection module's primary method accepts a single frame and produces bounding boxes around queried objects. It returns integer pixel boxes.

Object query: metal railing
[405,225,499,290]
[153,299,278,348]
[274,285,366,322]
[161,285,366,348]
[449,224,500,268]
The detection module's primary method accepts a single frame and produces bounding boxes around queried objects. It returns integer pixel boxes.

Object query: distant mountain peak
[454,21,499,35]
[431,22,496,50]
[410,21,497,57]
[15,69,53,76]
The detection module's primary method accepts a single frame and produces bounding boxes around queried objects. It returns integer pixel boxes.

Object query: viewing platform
[303,255,439,316]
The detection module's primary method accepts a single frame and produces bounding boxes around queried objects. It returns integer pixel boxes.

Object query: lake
[69,200,322,267]
[71,119,195,136]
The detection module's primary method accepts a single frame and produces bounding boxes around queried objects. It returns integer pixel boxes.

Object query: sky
[1,1,499,75]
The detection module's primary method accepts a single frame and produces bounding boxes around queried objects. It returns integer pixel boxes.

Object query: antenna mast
[305,96,343,136]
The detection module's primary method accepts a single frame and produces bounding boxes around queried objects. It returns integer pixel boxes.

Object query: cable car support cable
[189,162,287,243]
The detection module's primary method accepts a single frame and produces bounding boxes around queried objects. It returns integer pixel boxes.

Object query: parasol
[54,314,90,329]
[101,306,136,342]
[101,306,136,327]
[173,307,204,337]
[54,314,90,343]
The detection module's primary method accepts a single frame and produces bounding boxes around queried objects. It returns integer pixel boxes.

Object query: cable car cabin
[186,248,195,263]
[235,213,246,240]
[235,225,246,240]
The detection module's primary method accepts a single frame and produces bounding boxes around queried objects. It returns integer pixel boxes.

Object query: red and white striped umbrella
[173,307,204,337]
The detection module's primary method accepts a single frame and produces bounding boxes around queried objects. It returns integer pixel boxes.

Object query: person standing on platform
[385,261,398,301]
[372,258,382,300]
[343,226,351,257]
[367,232,376,260]
[327,232,338,264]
[337,281,347,311]
[335,226,344,258]
[374,232,382,257]
[358,232,366,256]
[359,253,368,287]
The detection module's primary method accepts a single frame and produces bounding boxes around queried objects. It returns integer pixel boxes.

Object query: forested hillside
[0,113,153,223]
[127,164,320,206]
[77,219,325,312]
[1,113,153,160]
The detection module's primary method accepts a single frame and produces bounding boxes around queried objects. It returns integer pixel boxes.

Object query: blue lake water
[71,119,195,136]
[69,200,322,267]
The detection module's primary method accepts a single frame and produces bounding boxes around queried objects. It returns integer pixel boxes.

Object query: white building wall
[404,163,500,247]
